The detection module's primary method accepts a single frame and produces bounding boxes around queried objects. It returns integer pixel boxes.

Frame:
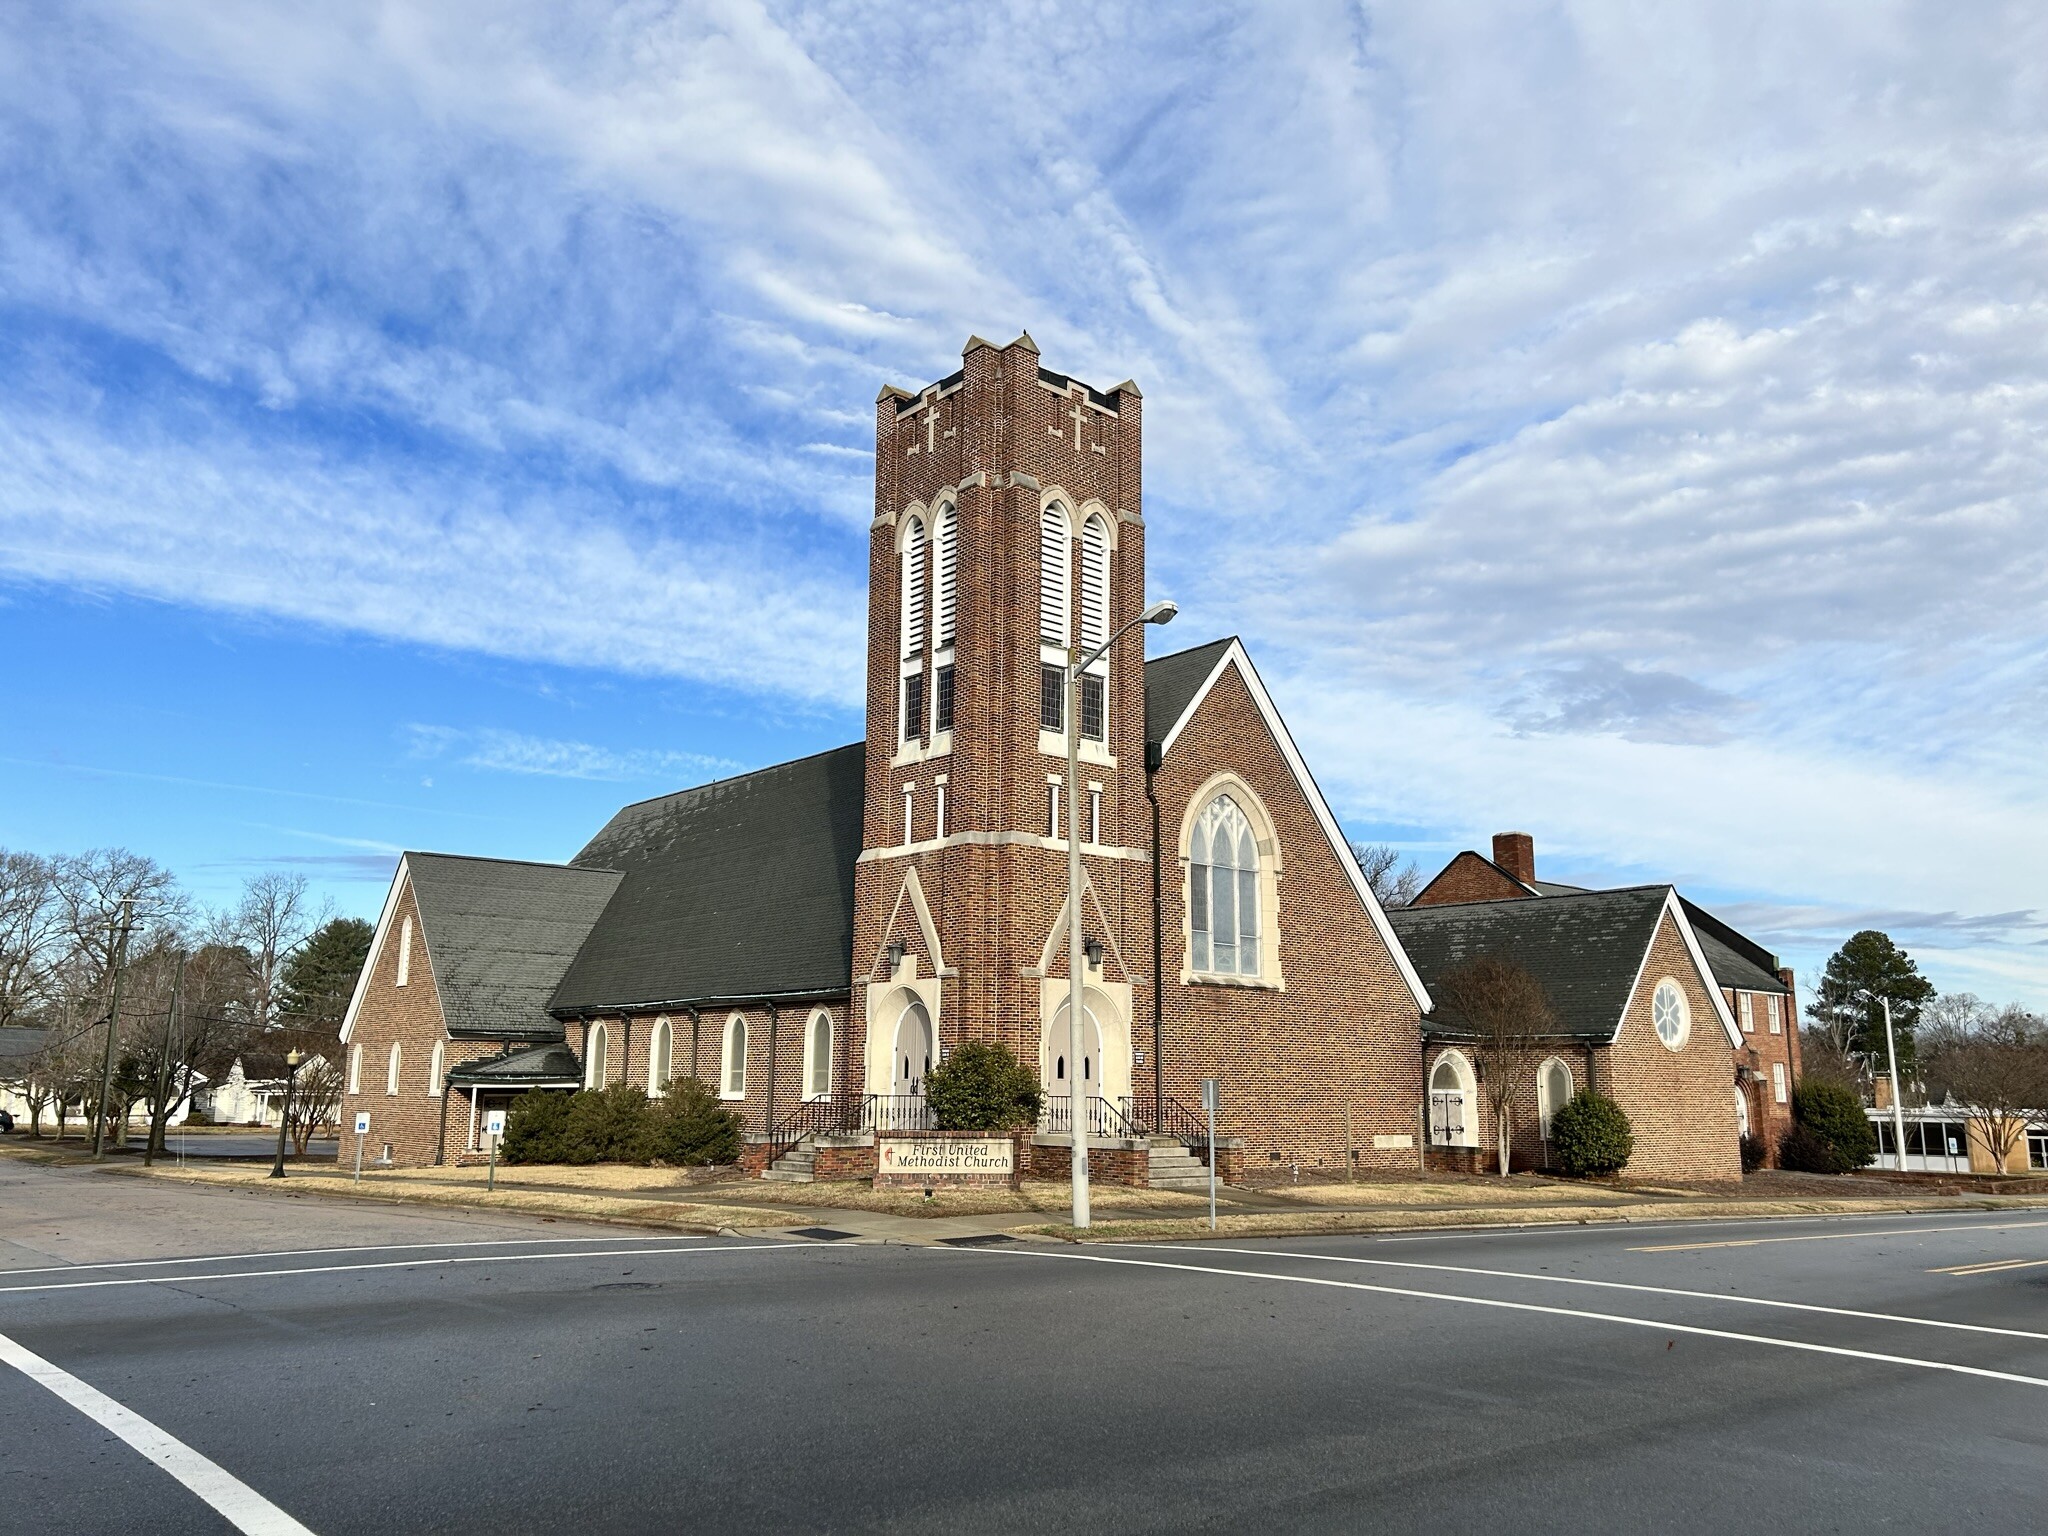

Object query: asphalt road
[2,1162,2045,1533]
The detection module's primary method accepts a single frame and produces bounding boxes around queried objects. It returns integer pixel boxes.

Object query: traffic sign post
[353,1111,369,1184]
[484,1109,506,1191]
[1201,1078,1220,1231]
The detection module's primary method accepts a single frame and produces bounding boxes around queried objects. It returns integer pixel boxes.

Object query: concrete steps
[1148,1139,1213,1191]
[764,1144,816,1183]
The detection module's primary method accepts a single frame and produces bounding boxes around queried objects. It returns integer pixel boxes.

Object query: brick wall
[1601,912,1743,1184]
[1412,852,1530,907]
[569,1000,850,1137]
[1150,660,1426,1172]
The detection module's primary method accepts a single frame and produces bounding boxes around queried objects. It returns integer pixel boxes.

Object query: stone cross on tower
[1067,395,1085,453]
[923,404,940,454]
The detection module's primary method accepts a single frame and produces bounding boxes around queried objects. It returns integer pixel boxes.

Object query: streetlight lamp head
[285,1049,302,1068]
[1142,599,1178,625]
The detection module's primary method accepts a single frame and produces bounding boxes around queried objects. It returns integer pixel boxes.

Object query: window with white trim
[1088,785,1101,846]
[1768,995,1783,1034]
[396,915,412,987]
[427,1040,445,1098]
[347,1043,361,1095]
[1537,1057,1573,1139]
[934,503,958,647]
[1079,513,1109,649]
[722,1015,748,1099]
[803,1009,833,1101]
[934,663,954,733]
[935,776,948,840]
[1047,779,1061,840]
[901,516,927,658]
[903,784,915,845]
[1652,980,1691,1051]
[649,1017,673,1096]
[1734,1085,1750,1139]
[1189,794,1259,977]
[1739,992,1754,1033]
[585,1022,609,1088]
[385,1041,402,1096]
[1428,1053,1476,1146]
[1039,504,1070,645]
[1040,661,1064,732]
[1772,1061,1788,1104]
[901,670,924,744]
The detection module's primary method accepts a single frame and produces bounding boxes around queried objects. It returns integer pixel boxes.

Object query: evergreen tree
[1807,930,1935,1075]
[278,917,373,1033]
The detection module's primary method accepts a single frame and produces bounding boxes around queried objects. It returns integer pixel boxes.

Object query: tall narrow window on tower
[1080,673,1105,740]
[935,503,958,647]
[1039,504,1071,646]
[901,516,928,658]
[1040,662,1064,732]
[902,670,925,743]
[1079,513,1109,650]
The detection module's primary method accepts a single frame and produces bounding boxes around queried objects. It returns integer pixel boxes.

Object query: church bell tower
[851,334,1151,1111]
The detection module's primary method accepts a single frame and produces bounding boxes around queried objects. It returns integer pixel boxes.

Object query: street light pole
[1880,995,1907,1173]
[1066,597,1176,1232]
[269,1049,303,1179]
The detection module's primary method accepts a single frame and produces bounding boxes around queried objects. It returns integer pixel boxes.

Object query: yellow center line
[1631,1219,2048,1254]
[1930,1258,2048,1277]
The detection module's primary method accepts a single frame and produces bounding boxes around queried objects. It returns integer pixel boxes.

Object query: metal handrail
[1039,1095,1141,1140]
[767,1095,854,1164]
[863,1095,938,1132]
[1132,1091,1210,1148]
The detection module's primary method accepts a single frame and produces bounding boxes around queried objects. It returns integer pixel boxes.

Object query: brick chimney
[1492,832,1535,885]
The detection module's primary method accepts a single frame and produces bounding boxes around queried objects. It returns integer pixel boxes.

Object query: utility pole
[92,899,137,1161]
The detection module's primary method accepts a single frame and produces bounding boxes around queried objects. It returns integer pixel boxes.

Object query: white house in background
[194,1054,329,1127]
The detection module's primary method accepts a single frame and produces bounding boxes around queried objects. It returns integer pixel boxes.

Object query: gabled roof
[1145,636,1432,1013]
[1144,638,1235,747]
[0,1026,52,1064]
[1411,849,1540,905]
[1390,885,1741,1047]
[446,1042,583,1086]
[1680,899,1790,995]
[548,744,865,1015]
[406,854,624,1041]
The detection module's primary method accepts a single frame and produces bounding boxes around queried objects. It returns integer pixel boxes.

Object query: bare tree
[1434,954,1557,1176]
[0,849,65,1027]
[1352,843,1422,908]
[1919,1004,2048,1173]
[287,1057,344,1155]
[123,939,255,1163]
[218,872,324,1037]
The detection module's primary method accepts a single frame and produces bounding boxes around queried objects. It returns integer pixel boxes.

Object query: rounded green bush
[1739,1132,1767,1174]
[1548,1090,1634,1177]
[924,1040,1043,1132]
[502,1088,571,1165]
[652,1076,743,1166]
[1788,1081,1876,1173]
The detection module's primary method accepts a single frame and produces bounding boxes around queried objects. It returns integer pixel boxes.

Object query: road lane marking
[0,1326,315,1534]
[1633,1219,2048,1253]
[0,1243,795,1296]
[1135,1245,2048,1342]
[968,1247,2048,1392]
[1930,1258,2048,1277]
[0,1235,710,1279]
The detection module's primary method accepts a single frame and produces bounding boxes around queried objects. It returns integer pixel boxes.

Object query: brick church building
[339,336,1754,1185]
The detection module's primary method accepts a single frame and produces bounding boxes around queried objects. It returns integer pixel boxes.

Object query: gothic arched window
[934,503,958,648]
[649,1017,673,1096]
[585,1022,608,1089]
[722,1014,748,1099]
[1079,513,1109,651]
[427,1040,445,1098]
[804,1009,833,1101]
[900,515,927,659]
[1189,794,1260,977]
[1039,504,1071,646]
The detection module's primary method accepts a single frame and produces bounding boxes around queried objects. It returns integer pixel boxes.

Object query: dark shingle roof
[1680,899,1789,994]
[549,744,865,1014]
[1389,886,1673,1042]
[0,1026,52,1064]
[406,854,623,1041]
[1145,638,1235,746]
[446,1042,583,1085]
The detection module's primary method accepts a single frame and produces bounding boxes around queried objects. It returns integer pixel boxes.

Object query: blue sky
[3,1,2045,1009]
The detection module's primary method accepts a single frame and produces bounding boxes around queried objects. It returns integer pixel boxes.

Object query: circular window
[1652,980,1690,1051]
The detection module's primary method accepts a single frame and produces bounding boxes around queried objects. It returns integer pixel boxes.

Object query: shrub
[652,1077,743,1166]
[1739,1132,1767,1174]
[1548,1091,1634,1177]
[1777,1124,1844,1174]
[560,1083,660,1165]
[924,1040,1043,1132]
[502,1089,572,1164]
[1791,1080,1877,1172]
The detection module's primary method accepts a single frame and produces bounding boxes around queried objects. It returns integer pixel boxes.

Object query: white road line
[1374,1211,2048,1244]
[1634,1219,2048,1253]
[969,1248,2048,1392]
[1136,1245,2048,1342]
[0,1327,315,1534]
[0,1243,795,1296]
[0,1234,708,1279]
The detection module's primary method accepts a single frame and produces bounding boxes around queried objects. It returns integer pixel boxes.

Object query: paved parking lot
[2,1160,2044,1532]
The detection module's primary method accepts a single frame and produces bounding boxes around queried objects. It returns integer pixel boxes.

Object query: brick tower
[851,335,1151,1116]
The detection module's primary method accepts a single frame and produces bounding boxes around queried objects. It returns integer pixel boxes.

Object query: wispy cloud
[404,725,741,784]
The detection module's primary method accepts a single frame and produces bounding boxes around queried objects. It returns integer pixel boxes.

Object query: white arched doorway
[1428,1051,1477,1148]
[892,1000,934,1099]
[1043,999,1104,1108]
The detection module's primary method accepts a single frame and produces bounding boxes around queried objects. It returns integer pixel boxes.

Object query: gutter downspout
[767,1002,780,1137]
[689,1008,701,1087]
[1145,739,1165,1128]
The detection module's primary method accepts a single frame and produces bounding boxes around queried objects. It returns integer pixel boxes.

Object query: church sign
[874,1132,1020,1189]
